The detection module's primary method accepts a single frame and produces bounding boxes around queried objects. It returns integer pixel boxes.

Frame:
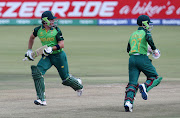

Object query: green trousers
[129,55,158,85]
[37,51,69,80]
[124,55,160,104]
[33,51,83,100]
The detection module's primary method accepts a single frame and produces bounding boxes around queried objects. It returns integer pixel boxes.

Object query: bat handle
[23,57,28,61]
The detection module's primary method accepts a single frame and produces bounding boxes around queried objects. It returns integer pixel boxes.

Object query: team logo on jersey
[40,32,43,36]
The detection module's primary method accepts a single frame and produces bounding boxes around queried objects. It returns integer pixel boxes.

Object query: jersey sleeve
[55,27,64,41]
[146,31,156,50]
[32,26,41,37]
[127,42,130,53]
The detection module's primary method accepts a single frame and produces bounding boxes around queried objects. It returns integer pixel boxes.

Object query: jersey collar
[41,25,53,30]
[138,27,144,30]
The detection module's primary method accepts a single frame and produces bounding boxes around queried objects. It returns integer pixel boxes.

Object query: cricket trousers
[37,51,69,80]
[129,55,158,85]
[124,55,159,104]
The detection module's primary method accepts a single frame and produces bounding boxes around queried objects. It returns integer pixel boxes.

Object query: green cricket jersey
[33,25,64,54]
[127,27,156,55]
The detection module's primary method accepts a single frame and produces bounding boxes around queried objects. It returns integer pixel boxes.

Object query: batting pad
[124,83,139,104]
[147,77,163,92]
[31,65,45,101]
[62,76,83,91]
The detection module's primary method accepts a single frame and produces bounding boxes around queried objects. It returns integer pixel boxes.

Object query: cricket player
[124,15,163,112]
[25,11,83,106]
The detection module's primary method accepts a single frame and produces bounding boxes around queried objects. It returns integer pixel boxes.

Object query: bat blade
[23,45,48,61]
[31,45,48,58]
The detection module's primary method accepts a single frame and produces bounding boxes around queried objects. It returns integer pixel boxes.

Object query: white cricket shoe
[34,99,47,106]
[76,78,83,97]
[41,101,47,106]
[124,101,133,112]
[139,84,148,100]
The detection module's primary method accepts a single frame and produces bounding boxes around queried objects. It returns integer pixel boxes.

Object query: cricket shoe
[139,84,148,100]
[124,101,133,112]
[76,78,83,97]
[34,99,47,106]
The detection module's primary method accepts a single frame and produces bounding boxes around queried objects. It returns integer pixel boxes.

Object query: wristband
[55,44,60,50]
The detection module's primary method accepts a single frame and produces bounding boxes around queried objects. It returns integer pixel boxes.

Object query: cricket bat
[23,45,48,61]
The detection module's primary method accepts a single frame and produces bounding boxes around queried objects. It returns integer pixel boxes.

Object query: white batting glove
[24,49,34,61]
[152,49,160,59]
[43,47,53,56]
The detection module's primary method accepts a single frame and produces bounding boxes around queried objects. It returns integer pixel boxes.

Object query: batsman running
[124,15,163,112]
[24,11,83,106]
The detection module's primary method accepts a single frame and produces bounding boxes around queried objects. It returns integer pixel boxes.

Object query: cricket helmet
[41,11,57,27]
[137,15,153,31]
[137,15,152,26]
[41,11,57,20]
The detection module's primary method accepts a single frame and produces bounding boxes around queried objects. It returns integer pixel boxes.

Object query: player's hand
[43,47,53,56]
[147,45,152,56]
[152,49,160,59]
[24,49,34,61]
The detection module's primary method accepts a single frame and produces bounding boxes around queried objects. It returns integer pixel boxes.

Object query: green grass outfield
[0,26,179,79]
[0,26,180,118]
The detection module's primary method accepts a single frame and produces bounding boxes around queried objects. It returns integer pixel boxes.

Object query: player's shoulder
[33,25,41,37]
[140,28,152,36]
[34,25,41,31]
[55,26,62,32]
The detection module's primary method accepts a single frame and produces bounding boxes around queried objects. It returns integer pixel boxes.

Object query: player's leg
[139,56,163,100]
[32,56,52,106]
[124,83,139,112]
[146,76,162,92]
[31,65,46,105]
[51,51,83,96]
[124,55,140,112]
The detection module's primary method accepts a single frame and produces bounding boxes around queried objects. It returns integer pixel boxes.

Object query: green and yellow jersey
[33,25,64,54]
[127,27,156,55]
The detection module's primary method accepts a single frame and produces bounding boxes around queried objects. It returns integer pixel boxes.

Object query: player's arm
[146,32,160,59]
[24,34,35,61]
[45,40,64,55]
[25,26,40,60]
[28,26,40,49]
[28,33,36,49]
[52,40,64,51]
[25,33,36,61]
[146,32,156,50]
[127,42,130,53]
[52,27,64,51]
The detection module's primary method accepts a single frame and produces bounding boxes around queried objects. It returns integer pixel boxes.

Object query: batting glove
[24,49,34,61]
[43,47,53,56]
[152,49,160,59]
[147,45,152,56]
